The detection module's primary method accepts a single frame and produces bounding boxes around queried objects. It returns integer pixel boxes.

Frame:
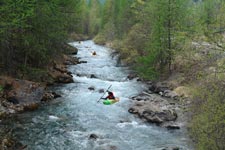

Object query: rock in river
[128,98,177,125]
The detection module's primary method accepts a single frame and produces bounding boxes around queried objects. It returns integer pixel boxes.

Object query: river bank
[0,43,79,149]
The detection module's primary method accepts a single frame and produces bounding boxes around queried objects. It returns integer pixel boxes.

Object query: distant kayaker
[92,51,97,56]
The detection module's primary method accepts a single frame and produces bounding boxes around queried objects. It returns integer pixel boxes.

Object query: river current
[8,41,192,150]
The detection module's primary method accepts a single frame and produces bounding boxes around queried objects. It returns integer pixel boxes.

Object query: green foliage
[79,0,102,36]
[191,0,225,44]
[135,54,159,80]
[123,23,149,56]
[87,0,102,36]
[132,0,189,79]
[191,82,225,150]
[93,32,107,45]
[85,0,225,83]
[119,46,138,65]
[0,0,82,76]
[85,0,190,80]
[97,0,133,40]
[18,65,52,82]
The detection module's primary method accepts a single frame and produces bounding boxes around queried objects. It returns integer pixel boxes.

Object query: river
[7,41,192,150]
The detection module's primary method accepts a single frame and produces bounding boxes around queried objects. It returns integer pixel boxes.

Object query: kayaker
[92,51,97,56]
[102,91,115,100]
[100,91,120,105]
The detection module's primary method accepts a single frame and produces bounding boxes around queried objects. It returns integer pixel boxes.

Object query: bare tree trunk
[24,53,28,67]
[168,0,172,72]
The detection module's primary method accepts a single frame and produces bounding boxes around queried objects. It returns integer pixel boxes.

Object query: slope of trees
[136,0,189,79]
[0,0,82,76]
[92,0,190,79]
[87,0,225,79]
[191,81,225,150]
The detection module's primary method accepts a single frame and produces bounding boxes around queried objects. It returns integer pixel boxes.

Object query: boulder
[0,103,7,119]
[88,86,95,91]
[0,137,27,150]
[79,60,88,64]
[161,146,180,150]
[131,92,153,101]
[128,107,138,114]
[42,91,61,101]
[72,51,78,55]
[48,57,76,84]
[23,103,39,111]
[89,134,98,140]
[163,90,179,100]
[173,86,191,98]
[1,77,45,105]
[62,43,78,55]
[49,71,73,83]
[98,89,104,93]
[108,145,117,150]
[127,73,138,80]
[57,74,73,83]
[90,74,97,78]
[0,76,45,113]
[149,82,169,93]
[53,64,67,73]
[62,54,79,65]
[42,92,54,101]
[52,92,61,98]
[165,124,180,130]
[129,100,177,125]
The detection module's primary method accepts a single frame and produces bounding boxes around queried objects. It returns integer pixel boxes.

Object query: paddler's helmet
[108,91,113,95]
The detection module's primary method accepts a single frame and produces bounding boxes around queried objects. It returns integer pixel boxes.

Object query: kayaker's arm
[97,85,112,102]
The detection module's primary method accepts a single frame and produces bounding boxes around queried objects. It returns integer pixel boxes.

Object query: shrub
[190,81,225,150]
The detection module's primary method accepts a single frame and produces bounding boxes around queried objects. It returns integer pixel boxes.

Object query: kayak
[103,97,120,105]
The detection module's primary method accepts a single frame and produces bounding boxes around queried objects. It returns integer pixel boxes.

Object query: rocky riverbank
[127,76,192,130]
[0,43,80,150]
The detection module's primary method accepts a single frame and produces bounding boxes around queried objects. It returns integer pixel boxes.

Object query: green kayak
[103,98,120,105]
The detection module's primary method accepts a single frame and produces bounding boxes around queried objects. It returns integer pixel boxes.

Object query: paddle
[97,85,112,103]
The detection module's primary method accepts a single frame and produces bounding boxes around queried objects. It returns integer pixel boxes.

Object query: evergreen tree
[88,0,102,36]
[0,0,81,76]
[137,0,189,79]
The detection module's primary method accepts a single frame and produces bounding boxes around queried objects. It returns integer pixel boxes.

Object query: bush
[190,81,225,150]
[93,33,107,45]
[18,65,52,82]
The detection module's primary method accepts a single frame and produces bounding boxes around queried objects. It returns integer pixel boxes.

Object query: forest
[0,0,83,77]
[1,0,225,149]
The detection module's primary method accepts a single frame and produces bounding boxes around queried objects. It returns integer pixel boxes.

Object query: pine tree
[0,0,82,75]
[88,0,102,36]
[137,0,189,79]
